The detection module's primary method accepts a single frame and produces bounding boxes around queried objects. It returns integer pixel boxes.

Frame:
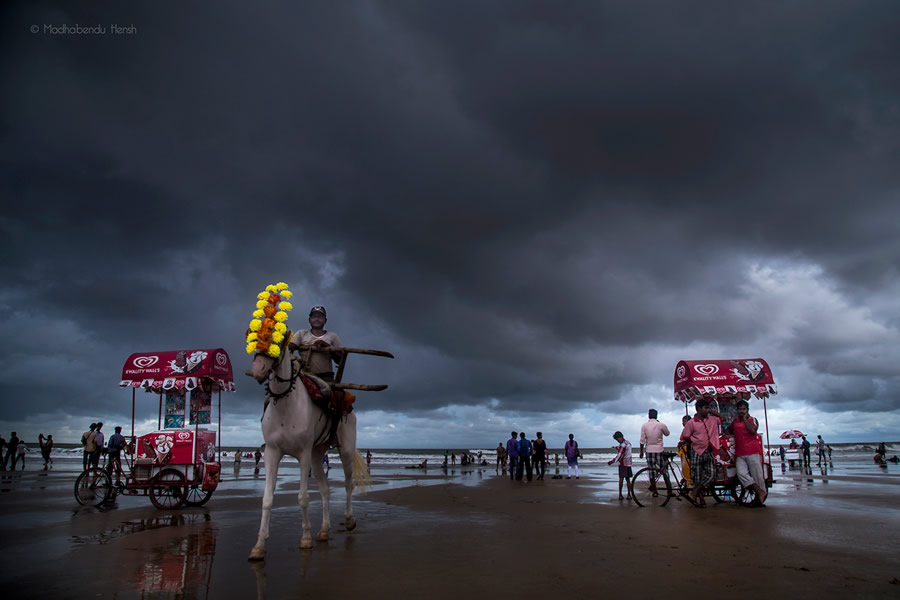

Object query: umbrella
[780,429,806,439]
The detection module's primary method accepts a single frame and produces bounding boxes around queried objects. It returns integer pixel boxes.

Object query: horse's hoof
[248,548,266,561]
[345,516,357,531]
[316,531,329,542]
[299,538,313,549]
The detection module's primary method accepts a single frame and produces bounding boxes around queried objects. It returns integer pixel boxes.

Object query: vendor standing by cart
[724,400,767,506]
[680,399,723,508]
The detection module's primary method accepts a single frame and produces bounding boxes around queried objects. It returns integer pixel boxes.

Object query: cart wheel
[184,485,213,507]
[737,485,758,506]
[149,469,187,510]
[631,467,671,507]
[712,483,739,503]
[74,468,112,507]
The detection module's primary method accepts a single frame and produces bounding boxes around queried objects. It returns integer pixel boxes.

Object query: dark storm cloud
[2,1,899,441]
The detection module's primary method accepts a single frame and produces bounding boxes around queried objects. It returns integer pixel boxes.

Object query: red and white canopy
[674,358,776,403]
[119,348,235,393]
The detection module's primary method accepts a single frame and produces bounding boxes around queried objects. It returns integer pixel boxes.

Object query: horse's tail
[351,450,371,494]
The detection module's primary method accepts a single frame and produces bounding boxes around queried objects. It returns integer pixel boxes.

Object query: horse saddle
[300,372,356,415]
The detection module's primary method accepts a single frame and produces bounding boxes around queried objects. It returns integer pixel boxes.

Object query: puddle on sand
[69,512,211,548]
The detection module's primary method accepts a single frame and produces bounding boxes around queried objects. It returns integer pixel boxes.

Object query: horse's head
[249,352,278,383]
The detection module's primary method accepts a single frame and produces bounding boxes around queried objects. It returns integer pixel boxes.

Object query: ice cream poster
[165,392,185,429]
[190,388,211,425]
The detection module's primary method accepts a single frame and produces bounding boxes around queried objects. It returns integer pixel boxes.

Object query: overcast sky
[2,2,899,449]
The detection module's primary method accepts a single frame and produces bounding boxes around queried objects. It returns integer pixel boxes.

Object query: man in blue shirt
[506,431,519,480]
[516,432,533,482]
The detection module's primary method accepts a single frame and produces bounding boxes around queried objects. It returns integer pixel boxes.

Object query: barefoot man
[724,399,768,506]
[680,398,723,507]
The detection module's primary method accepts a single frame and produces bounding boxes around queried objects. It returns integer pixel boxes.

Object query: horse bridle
[264,350,301,403]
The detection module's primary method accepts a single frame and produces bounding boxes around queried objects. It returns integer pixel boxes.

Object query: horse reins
[265,355,300,403]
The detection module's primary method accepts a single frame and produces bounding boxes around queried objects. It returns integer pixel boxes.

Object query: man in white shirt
[639,409,670,472]
[291,306,342,382]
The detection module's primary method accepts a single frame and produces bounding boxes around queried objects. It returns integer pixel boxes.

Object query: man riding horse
[290,305,349,447]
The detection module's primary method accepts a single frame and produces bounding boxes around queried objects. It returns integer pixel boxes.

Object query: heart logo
[676,365,686,378]
[177,432,192,441]
[216,352,227,367]
[694,364,719,376]
[134,356,159,369]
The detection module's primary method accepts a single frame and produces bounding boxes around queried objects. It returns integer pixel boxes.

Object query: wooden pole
[131,388,136,462]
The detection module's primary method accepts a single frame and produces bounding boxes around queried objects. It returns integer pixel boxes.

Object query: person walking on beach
[39,434,54,470]
[816,435,826,466]
[800,436,811,468]
[608,432,634,500]
[680,398,723,508]
[495,443,506,472]
[92,423,105,468]
[564,433,580,479]
[106,427,126,481]
[0,433,7,470]
[12,439,27,470]
[533,432,547,480]
[506,431,519,480]
[81,423,96,470]
[724,400,767,506]
[6,432,19,471]
[516,433,533,481]
[639,409,670,475]
[255,448,263,468]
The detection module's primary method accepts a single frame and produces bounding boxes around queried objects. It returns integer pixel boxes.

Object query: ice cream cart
[74,348,234,509]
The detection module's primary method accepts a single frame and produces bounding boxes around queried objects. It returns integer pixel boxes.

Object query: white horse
[247,347,367,560]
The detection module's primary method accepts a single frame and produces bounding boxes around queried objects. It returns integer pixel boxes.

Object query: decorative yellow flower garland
[246,282,293,358]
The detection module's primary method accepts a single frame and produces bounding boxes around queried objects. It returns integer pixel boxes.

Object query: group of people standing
[501,431,582,482]
[81,422,127,478]
[605,401,770,508]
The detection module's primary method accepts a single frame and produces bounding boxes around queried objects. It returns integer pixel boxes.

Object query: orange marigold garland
[246,282,293,357]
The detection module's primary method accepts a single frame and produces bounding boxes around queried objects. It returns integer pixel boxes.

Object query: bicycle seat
[662,451,677,460]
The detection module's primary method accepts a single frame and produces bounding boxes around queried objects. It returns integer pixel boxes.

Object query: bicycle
[630,451,688,507]
[74,450,129,507]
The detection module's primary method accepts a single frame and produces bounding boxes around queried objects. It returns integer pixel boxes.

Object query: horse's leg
[310,445,330,542]
[297,450,314,549]
[249,446,282,560]
[338,415,358,531]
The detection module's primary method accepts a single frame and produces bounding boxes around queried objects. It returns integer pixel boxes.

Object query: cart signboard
[674,358,776,403]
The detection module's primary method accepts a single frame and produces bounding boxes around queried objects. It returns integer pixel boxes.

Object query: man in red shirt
[724,399,767,506]
[680,398,723,507]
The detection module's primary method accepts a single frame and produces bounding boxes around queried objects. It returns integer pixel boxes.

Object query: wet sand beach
[1,459,898,599]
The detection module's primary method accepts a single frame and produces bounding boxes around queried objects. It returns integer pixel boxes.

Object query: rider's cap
[309,305,327,316]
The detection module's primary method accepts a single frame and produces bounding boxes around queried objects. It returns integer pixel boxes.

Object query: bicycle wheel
[184,485,213,507]
[631,467,671,507]
[149,469,187,510]
[74,468,112,507]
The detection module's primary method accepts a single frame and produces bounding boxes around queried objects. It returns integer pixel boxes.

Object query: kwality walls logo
[692,363,727,381]
[133,356,159,369]
[125,355,162,375]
